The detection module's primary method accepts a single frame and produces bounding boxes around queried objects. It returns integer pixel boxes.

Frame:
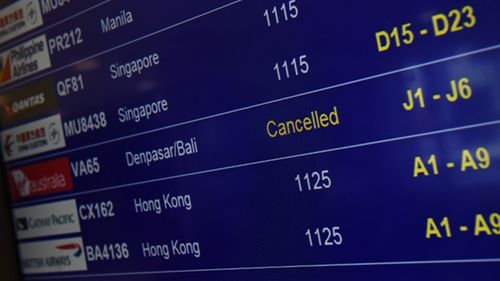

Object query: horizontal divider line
[0,0,244,93]
[12,119,500,208]
[24,258,500,280]
[0,0,113,52]
[6,44,500,168]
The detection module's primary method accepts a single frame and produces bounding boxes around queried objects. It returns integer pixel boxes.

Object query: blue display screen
[0,0,499,280]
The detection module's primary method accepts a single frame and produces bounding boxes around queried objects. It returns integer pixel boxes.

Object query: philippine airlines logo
[7,157,73,201]
[56,243,83,258]
[0,34,51,86]
[0,54,11,83]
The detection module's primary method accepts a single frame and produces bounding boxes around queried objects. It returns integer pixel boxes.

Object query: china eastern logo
[3,134,14,157]
[26,1,39,25]
[7,157,73,201]
[48,122,61,144]
[0,0,43,44]
[0,114,66,161]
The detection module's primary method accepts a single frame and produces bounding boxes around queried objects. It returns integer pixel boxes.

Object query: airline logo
[13,199,80,239]
[0,51,11,82]
[0,34,51,86]
[1,114,66,161]
[19,237,87,274]
[7,157,73,201]
[0,77,58,128]
[0,0,43,44]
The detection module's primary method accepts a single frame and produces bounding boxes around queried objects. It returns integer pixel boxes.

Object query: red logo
[56,243,83,257]
[7,157,73,201]
[3,134,13,156]
[0,54,11,83]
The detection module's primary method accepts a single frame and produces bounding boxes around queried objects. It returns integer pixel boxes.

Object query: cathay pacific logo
[16,217,28,231]
[13,199,80,239]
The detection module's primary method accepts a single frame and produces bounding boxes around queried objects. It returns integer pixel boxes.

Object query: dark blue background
[0,0,499,280]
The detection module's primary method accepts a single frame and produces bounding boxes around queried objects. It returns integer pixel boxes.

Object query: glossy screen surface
[0,1,499,280]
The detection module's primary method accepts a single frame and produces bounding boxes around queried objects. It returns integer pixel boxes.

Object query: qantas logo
[0,78,58,128]
[2,104,14,118]
[5,92,45,115]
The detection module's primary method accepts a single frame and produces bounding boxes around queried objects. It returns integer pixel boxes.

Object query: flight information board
[0,0,499,280]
